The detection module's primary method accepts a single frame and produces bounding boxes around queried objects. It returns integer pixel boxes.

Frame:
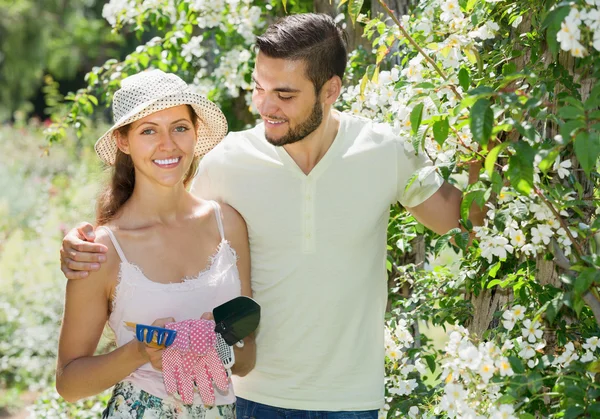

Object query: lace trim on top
[110,239,238,314]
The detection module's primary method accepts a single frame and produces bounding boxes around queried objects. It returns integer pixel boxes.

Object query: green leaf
[508,356,525,374]
[494,209,510,231]
[458,67,470,91]
[544,6,571,58]
[489,261,502,278]
[502,62,517,75]
[574,132,600,176]
[585,83,600,110]
[455,232,470,252]
[545,295,564,325]
[348,0,364,24]
[434,228,461,255]
[433,118,449,146]
[538,149,560,174]
[507,142,535,195]
[560,119,586,140]
[527,372,543,394]
[565,384,586,402]
[558,106,585,120]
[574,268,600,297]
[491,171,503,194]
[410,103,424,135]
[564,406,585,419]
[470,98,494,146]
[424,354,436,373]
[485,142,510,177]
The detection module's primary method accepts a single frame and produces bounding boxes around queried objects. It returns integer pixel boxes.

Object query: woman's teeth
[154,157,180,165]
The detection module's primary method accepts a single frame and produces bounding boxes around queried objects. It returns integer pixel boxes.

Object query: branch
[584,292,600,327]
[377,0,463,100]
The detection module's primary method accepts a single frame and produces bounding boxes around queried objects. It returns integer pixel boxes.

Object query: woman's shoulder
[88,226,123,279]
[215,202,247,243]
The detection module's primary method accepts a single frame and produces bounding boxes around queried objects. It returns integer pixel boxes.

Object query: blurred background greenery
[0,2,123,415]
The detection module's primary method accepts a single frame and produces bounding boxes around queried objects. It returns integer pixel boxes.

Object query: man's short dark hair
[256,13,348,92]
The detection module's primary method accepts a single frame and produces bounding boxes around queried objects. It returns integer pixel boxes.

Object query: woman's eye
[174,126,189,133]
[141,128,155,135]
[279,96,293,101]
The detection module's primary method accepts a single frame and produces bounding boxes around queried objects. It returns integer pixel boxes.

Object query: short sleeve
[395,137,444,208]
[190,153,219,200]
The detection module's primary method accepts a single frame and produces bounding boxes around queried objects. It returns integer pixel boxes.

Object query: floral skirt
[102,381,236,418]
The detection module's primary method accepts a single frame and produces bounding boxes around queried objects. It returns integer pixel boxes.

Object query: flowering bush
[43,0,600,417]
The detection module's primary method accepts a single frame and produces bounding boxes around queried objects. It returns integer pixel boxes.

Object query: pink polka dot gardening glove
[162,320,195,404]
[162,319,229,406]
[189,319,229,406]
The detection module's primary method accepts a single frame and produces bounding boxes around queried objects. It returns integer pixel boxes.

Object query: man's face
[252,52,323,146]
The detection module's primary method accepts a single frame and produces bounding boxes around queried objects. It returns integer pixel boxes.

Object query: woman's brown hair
[96,105,200,225]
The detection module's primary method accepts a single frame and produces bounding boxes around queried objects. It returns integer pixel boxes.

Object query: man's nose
[256,94,278,116]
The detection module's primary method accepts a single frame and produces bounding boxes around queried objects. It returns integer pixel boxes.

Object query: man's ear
[115,130,130,155]
[321,76,342,106]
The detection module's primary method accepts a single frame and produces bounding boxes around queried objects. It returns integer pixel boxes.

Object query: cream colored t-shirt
[191,112,443,411]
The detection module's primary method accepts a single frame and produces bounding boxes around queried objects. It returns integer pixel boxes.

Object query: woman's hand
[200,312,214,321]
[135,317,175,371]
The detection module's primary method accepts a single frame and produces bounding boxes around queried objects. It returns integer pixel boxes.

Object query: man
[61,13,482,418]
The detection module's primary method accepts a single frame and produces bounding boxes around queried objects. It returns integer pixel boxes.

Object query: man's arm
[220,203,256,377]
[407,162,485,236]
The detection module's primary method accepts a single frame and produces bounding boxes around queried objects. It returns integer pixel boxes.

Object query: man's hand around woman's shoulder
[60,222,109,280]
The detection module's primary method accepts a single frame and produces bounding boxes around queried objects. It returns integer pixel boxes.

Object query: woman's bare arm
[56,230,148,402]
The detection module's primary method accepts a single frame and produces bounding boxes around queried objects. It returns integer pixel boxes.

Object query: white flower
[512,305,526,320]
[386,344,403,361]
[395,379,418,395]
[445,383,467,403]
[509,229,526,247]
[531,225,553,245]
[557,16,582,51]
[401,56,425,82]
[584,8,600,31]
[502,310,516,331]
[584,336,600,351]
[512,15,523,28]
[408,406,419,418]
[522,319,543,343]
[478,357,496,382]
[440,0,463,22]
[496,357,514,376]
[415,358,428,375]
[570,40,588,57]
[519,341,537,359]
[102,0,137,26]
[555,342,580,367]
[490,404,517,419]
[529,203,553,221]
[554,157,572,179]
[458,341,482,370]
[581,351,595,363]
[469,21,500,40]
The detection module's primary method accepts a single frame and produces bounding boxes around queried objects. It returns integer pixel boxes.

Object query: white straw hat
[95,69,228,165]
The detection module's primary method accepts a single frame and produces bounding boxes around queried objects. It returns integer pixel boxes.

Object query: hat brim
[95,90,228,165]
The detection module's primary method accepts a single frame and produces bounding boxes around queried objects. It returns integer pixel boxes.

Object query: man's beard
[265,100,323,147]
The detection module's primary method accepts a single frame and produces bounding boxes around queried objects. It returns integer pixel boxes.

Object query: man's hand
[60,223,109,280]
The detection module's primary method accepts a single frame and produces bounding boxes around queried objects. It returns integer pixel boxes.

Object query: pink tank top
[99,201,241,405]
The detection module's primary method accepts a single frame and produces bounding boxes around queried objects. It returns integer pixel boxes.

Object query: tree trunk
[313,0,370,53]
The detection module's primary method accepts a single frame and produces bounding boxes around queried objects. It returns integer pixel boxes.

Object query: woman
[56,70,253,418]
